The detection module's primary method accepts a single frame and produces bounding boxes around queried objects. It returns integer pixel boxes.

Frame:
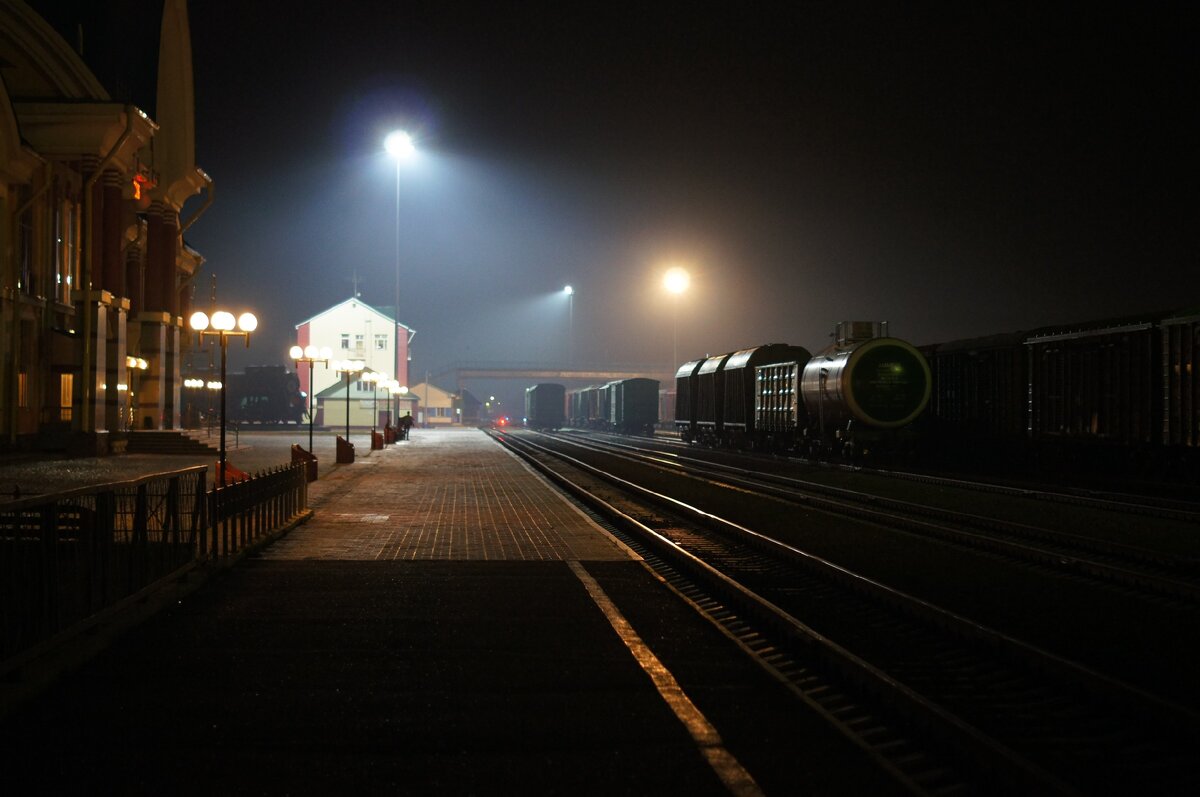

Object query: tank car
[524,383,566,430]
[800,322,931,458]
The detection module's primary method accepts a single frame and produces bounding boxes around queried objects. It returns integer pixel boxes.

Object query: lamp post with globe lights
[362,371,388,447]
[189,309,257,487]
[290,344,332,454]
[662,266,690,370]
[333,359,365,441]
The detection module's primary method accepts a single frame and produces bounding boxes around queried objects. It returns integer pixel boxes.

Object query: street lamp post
[290,344,332,454]
[663,266,690,370]
[384,130,416,412]
[563,285,574,367]
[333,360,365,441]
[362,371,388,445]
[189,310,257,487]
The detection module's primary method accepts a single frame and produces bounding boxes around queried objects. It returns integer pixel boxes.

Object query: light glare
[384,130,415,160]
[663,267,690,295]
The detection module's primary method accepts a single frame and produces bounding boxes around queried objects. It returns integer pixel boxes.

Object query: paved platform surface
[267,431,631,561]
[0,430,901,795]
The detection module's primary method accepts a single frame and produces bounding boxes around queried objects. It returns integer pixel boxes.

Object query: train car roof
[674,359,705,379]
[697,352,734,375]
[724,343,811,371]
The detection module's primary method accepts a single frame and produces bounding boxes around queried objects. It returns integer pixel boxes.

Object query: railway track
[557,431,1200,603]
[490,428,1200,795]
[630,430,1200,523]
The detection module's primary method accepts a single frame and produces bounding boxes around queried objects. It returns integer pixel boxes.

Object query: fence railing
[204,464,307,559]
[0,462,307,662]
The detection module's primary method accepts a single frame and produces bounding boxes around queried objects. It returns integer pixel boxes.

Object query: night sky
[183,3,1195,392]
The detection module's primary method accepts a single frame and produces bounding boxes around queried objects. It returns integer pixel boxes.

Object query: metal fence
[1,462,307,661]
[204,464,307,559]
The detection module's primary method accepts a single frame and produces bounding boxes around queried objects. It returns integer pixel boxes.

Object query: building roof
[295,297,415,333]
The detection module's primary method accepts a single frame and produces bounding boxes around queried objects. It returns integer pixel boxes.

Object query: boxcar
[694,352,734,441]
[673,359,704,440]
[722,344,811,445]
[610,378,659,435]
[1025,318,1160,447]
[920,330,1029,445]
[1161,311,1199,449]
[524,383,566,430]
[755,360,805,443]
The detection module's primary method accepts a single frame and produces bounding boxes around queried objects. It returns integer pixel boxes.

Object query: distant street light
[384,130,417,406]
[362,371,388,443]
[190,309,257,487]
[662,266,690,370]
[290,344,332,455]
[563,285,574,367]
[333,359,365,442]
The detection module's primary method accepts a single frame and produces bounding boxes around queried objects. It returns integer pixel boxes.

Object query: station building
[294,297,414,401]
[0,0,208,453]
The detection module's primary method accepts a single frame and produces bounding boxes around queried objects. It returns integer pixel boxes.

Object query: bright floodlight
[663,266,690,295]
[211,311,236,331]
[563,284,574,296]
[189,311,209,331]
[304,344,318,359]
[384,130,415,160]
[290,345,303,359]
[237,312,258,332]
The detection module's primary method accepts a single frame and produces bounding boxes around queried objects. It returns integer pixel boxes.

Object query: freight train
[563,377,661,435]
[674,322,931,458]
[919,308,1199,477]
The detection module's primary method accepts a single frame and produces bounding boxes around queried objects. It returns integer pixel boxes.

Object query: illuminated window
[18,372,28,408]
[59,373,74,421]
[354,334,364,349]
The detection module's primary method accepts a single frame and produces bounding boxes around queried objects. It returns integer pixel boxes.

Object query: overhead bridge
[434,363,671,390]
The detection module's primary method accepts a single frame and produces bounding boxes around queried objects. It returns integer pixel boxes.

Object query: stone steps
[124,431,220,455]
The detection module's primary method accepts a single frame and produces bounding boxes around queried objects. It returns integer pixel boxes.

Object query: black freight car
[1162,311,1199,449]
[1025,317,1161,447]
[722,344,811,446]
[673,359,704,441]
[920,309,1200,478]
[610,378,659,435]
[524,383,566,430]
[694,352,734,443]
[919,330,1030,466]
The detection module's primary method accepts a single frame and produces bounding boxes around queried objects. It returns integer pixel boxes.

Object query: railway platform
[0,430,899,795]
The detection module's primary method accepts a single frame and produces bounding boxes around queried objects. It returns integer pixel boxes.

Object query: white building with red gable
[294,298,415,401]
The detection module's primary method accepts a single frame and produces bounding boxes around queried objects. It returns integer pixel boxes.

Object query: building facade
[0,0,209,452]
[295,297,414,400]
